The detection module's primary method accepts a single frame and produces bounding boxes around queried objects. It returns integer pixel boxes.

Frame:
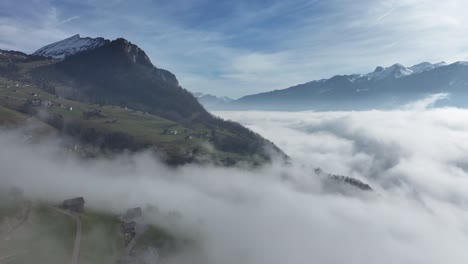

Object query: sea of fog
[2,97,468,263]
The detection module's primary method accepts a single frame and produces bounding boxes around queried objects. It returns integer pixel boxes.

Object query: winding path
[48,207,82,264]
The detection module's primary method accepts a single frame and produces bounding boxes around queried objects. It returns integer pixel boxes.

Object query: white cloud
[403,93,449,110]
[3,107,468,263]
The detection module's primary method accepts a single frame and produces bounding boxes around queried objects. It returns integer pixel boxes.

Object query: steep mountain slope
[33,34,109,59]
[38,37,200,123]
[0,37,286,165]
[229,61,468,111]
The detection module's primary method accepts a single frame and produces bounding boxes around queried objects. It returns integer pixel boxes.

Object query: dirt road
[48,207,82,264]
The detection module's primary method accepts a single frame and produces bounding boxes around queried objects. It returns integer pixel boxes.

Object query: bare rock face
[112,38,153,67]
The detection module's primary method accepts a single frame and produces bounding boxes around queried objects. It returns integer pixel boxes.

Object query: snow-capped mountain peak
[33,34,110,59]
[192,92,234,109]
[454,61,468,66]
[366,63,413,80]
[409,61,447,73]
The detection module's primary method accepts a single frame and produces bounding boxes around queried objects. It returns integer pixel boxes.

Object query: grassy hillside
[0,193,179,264]
[0,48,286,165]
[0,201,76,263]
[0,75,274,165]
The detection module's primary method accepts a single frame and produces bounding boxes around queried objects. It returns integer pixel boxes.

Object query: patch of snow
[346,74,360,83]
[32,34,109,59]
[409,62,447,73]
[454,61,468,66]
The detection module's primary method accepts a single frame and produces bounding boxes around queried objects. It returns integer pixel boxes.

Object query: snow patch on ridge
[33,34,110,59]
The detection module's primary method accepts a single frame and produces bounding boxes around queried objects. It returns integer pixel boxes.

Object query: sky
[1,0,468,98]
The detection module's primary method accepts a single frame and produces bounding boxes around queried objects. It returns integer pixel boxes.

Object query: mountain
[193,92,234,109]
[39,37,197,122]
[227,61,468,111]
[0,35,285,165]
[33,34,110,59]
[366,63,413,80]
[409,61,447,74]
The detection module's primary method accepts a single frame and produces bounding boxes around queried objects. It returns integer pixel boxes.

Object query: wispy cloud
[58,15,79,25]
[377,6,395,21]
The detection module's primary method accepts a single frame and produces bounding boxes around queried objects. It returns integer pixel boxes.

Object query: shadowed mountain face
[221,62,468,111]
[45,38,206,124]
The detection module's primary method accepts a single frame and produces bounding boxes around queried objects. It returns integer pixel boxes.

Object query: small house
[121,207,143,222]
[62,197,85,213]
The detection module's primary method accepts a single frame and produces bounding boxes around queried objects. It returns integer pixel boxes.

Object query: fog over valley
[1,1,468,261]
[2,97,468,263]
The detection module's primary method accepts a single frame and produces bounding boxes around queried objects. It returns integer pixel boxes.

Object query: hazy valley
[2,1,468,263]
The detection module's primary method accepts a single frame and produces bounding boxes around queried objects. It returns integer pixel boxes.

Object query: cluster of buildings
[29,97,73,111]
[61,198,145,244]
[30,99,53,107]
[162,129,179,135]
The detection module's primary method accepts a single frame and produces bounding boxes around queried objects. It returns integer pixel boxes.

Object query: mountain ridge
[33,34,110,59]
[193,92,234,109]
[210,61,468,111]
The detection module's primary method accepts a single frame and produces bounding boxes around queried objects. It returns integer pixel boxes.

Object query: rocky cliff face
[112,38,153,67]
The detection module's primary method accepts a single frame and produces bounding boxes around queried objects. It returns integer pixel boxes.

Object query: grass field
[0,204,76,264]
[0,199,178,264]
[0,76,249,162]
[79,210,125,264]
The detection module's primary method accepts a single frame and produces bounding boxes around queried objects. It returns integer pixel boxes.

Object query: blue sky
[1,0,468,98]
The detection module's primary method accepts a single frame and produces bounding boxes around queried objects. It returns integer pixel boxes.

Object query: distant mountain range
[192,92,234,108]
[205,61,468,111]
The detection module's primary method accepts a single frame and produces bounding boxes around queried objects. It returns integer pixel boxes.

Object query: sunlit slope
[0,76,273,164]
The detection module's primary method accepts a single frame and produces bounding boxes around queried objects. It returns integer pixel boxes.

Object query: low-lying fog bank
[2,103,468,263]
